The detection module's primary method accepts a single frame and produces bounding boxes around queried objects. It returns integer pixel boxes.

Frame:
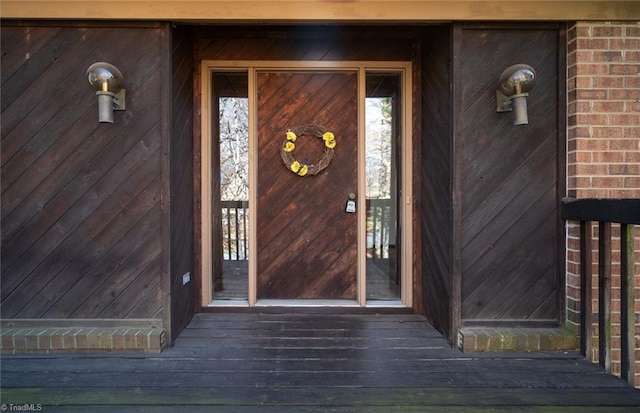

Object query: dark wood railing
[562,198,640,385]
[366,198,393,259]
[221,198,393,260]
[221,200,249,260]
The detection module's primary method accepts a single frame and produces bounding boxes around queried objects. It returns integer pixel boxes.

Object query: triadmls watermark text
[1,404,43,412]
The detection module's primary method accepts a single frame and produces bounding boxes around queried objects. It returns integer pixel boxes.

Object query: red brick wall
[566,21,640,385]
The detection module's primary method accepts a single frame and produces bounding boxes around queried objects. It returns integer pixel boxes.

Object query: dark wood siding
[168,26,195,340]
[1,23,165,321]
[194,25,422,306]
[420,26,455,339]
[457,26,563,324]
[196,26,415,62]
[1,21,565,344]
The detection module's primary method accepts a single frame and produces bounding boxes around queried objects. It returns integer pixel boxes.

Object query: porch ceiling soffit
[1,1,639,22]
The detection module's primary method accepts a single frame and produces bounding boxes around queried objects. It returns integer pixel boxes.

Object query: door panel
[256,71,358,299]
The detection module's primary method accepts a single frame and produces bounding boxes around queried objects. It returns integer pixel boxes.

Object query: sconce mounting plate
[113,89,126,111]
[496,90,512,113]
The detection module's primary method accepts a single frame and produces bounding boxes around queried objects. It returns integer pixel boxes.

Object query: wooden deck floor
[1,313,639,412]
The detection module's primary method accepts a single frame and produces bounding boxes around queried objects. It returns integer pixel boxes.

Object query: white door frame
[199,60,413,308]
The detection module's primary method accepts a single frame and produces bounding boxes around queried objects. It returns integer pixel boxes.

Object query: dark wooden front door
[256,71,358,299]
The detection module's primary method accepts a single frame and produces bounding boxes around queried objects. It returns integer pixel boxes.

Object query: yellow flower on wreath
[291,160,301,173]
[298,165,309,176]
[322,132,334,142]
[286,131,297,142]
[284,141,295,152]
[324,139,336,149]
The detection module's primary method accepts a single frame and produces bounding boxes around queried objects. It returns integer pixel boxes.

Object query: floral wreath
[280,125,336,176]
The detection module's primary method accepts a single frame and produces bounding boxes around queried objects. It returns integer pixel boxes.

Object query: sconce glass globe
[496,64,536,126]
[87,62,124,93]
[499,64,535,96]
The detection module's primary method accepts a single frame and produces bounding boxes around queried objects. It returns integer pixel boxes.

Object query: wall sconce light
[87,62,125,123]
[496,64,536,126]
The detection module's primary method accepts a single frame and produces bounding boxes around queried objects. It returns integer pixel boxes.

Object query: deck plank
[1,313,638,410]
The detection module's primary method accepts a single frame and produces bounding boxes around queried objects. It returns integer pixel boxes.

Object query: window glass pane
[213,72,249,300]
[365,73,401,300]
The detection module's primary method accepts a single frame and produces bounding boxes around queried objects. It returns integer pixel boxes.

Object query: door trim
[199,60,413,308]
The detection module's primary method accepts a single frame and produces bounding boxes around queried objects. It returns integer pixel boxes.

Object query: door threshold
[255,299,360,307]
[203,305,412,314]
[206,299,360,308]
[208,300,250,307]
[206,299,408,308]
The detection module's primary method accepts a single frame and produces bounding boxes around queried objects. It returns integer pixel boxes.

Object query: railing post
[226,205,232,259]
[381,201,388,259]
[372,203,379,259]
[243,201,248,260]
[620,223,636,385]
[580,220,593,361]
[598,221,612,373]
[234,204,240,259]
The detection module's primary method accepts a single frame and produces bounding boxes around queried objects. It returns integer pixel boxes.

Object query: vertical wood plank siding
[420,26,455,339]
[168,27,196,341]
[458,26,562,324]
[0,23,165,320]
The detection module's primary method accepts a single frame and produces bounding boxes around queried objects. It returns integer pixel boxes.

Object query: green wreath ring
[280,125,336,176]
